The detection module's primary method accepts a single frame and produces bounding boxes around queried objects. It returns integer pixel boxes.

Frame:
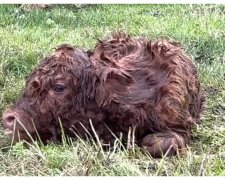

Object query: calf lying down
[2,32,205,157]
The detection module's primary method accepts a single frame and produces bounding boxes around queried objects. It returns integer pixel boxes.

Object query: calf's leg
[141,131,188,158]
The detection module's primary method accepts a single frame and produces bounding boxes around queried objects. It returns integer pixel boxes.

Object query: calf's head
[2,44,95,142]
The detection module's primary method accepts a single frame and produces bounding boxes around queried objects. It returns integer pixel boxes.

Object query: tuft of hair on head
[111,31,130,39]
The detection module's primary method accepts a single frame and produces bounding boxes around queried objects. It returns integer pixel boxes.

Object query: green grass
[0,4,225,176]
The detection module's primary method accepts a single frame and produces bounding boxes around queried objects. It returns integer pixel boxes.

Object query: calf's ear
[96,69,133,107]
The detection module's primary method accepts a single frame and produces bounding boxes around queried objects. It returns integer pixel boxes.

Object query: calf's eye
[53,84,66,93]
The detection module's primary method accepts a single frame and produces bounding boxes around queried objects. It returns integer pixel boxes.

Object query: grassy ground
[0,4,225,176]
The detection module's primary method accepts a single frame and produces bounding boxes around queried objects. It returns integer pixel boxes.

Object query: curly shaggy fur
[2,32,205,157]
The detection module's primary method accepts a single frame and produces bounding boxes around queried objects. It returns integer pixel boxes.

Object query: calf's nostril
[6,114,16,124]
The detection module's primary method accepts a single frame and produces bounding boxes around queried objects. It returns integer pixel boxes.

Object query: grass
[0,4,225,176]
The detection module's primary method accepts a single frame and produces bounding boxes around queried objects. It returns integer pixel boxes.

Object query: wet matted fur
[2,32,205,158]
